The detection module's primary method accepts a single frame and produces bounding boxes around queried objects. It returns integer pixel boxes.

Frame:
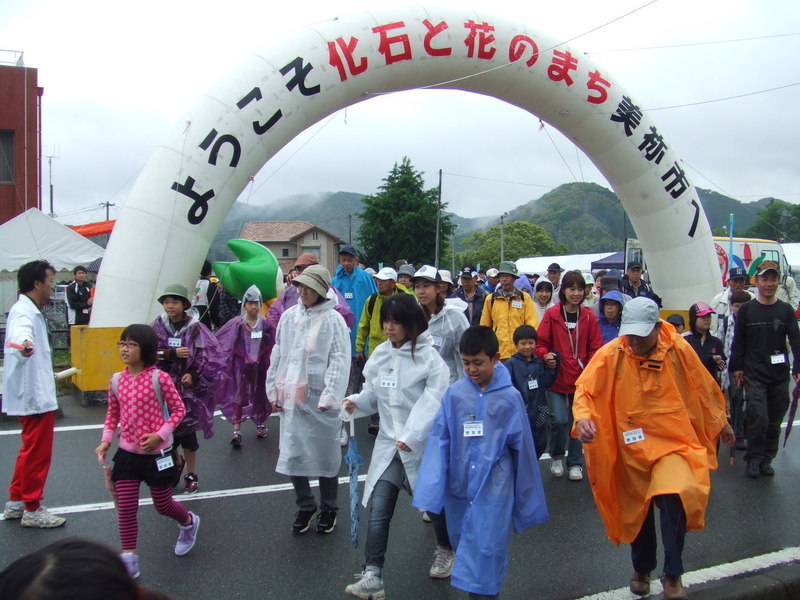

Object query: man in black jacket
[65,266,93,326]
[450,266,487,326]
[730,260,800,479]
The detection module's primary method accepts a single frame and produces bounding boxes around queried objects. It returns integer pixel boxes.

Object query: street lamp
[500,212,508,262]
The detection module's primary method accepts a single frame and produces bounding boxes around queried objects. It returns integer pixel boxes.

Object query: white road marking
[573,546,800,599]
[0,474,368,520]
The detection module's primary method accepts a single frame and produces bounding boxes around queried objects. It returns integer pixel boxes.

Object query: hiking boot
[568,466,584,481]
[230,431,242,448]
[316,509,337,534]
[256,425,268,439]
[759,459,775,476]
[550,458,564,477]
[745,460,760,479]
[429,545,455,578]
[174,512,200,556]
[345,568,385,600]
[183,473,199,494]
[20,506,66,528]
[629,571,650,595]
[120,552,140,579]
[660,574,688,600]
[3,501,24,520]
[292,509,317,534]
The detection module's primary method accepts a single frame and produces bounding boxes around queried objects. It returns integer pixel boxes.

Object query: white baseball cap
[375,267,398,281]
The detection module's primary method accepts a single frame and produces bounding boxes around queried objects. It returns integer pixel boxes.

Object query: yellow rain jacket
[479,289,539,360]
[354,283,413,357]
[571,321,728,545]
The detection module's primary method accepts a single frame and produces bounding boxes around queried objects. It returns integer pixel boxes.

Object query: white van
[712,237,790,286]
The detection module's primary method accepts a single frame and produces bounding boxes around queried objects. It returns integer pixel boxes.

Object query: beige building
[239,220,343,275]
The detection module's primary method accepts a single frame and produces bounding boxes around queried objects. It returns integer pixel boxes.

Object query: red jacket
[535,303,603,394]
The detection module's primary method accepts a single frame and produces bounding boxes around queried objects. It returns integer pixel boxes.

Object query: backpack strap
[367,293,378,319]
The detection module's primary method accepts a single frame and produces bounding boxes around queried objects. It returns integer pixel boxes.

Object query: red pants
[8,411,56,511]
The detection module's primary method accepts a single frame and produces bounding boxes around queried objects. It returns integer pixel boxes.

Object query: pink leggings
[115,479,190,551]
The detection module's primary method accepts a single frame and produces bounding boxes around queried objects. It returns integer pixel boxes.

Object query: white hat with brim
[618,297,660,337]
[375,267,398,281]
[292,264,331,298]
[412,264,442,284]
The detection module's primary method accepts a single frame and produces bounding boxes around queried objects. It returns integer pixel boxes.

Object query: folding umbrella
[343,420,364,548]
[783,383,800,448]
[98,455,118,514]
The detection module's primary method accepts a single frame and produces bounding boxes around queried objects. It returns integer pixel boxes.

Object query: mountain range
[209,183,780,260]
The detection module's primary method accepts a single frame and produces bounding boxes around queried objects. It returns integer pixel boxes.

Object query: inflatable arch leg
[91,6,718,327]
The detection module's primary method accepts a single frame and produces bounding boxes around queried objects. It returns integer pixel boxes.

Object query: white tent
[515,252,617,276]
[0,208,105,313]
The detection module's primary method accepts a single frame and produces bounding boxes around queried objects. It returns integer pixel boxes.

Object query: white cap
[438,269,454,285]
[619,297,660,337]
[486,268,499,277]
[412,265,441,283]
[375,267,398,281]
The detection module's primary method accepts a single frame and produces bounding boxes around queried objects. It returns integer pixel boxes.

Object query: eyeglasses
[116,342,140,349]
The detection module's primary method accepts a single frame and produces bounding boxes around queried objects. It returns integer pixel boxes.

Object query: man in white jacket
[2,260,66,528]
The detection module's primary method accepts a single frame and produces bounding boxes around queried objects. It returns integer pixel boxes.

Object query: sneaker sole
[344,586,385,600]
[316,516,337,534]
[429,570,453,579]
[3,512,23,520]
[21,518,66,528]
[175,514,200,556]
[293,511,317,534]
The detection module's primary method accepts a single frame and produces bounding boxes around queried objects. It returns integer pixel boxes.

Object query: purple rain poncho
[215,311,276,426]
[151,313,225,439]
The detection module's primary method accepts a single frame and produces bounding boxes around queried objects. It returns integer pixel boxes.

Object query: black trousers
[630,494,686,577]
[743,379,789,461]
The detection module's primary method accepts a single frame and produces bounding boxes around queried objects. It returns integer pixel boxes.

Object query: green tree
[745,199,800,241]
[357,157,454,266]
[458,221,567,268]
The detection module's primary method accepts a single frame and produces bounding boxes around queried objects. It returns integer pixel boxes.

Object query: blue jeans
[365,479,450,568]
[546,390,583,468]
[630,494,686,576]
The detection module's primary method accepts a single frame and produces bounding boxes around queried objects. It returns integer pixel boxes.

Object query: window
[0,131,13,183]
[282,248,289,257]
[312,230,319,241]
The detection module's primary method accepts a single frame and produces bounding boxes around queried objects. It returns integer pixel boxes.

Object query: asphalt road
[1,399,799,600]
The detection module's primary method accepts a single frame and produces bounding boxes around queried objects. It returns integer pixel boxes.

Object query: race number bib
[623,428,645,444]
[463,421,484,437]
[168,337,182,348]
[251,330,263,339]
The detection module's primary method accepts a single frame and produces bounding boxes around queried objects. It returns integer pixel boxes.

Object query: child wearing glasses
[96,324,198,580]
[150,283,225,493]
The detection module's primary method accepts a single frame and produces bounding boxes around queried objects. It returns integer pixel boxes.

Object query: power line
[588,31,800,54]
[644,81,800,112]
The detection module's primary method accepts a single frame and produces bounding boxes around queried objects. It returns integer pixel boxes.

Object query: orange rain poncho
[571,321,728,545]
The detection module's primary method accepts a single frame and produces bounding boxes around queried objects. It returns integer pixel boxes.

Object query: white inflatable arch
[92,6,717,326]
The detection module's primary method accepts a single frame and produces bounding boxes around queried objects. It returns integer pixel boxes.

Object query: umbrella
[98,454,118,514]
[729,385,745,465]
[343,419,364,548]
[783,383,800,448]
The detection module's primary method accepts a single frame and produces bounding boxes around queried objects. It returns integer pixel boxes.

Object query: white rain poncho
[341,331,449,506]
[428,297,470,383]
[266,290,351,477]
[2,294,57,415]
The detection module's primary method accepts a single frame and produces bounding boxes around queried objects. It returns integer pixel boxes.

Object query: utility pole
[348,214,352,244]
[451,224,458,273]
[99,201,116,220]
[500,212,508,262]
[434,169,442,267]
[46,152,59,217]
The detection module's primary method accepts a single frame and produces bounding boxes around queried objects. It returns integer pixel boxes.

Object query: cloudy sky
[2,0,798,227]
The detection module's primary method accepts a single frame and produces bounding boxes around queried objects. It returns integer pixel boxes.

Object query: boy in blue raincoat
[413,326,549,598]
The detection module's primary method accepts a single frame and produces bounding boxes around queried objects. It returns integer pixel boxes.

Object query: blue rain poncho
[413,363,549,596]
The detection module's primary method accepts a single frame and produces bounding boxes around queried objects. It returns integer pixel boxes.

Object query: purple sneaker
[120,552,140,579]
[174,512,200,556]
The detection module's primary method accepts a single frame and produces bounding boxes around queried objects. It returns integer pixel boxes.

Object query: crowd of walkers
[2,249,799,600]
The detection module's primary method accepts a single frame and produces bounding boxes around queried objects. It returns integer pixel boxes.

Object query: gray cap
[292,264,331,298]
[619,297,660,337]
[397,264,415,277]
[158,283,191,308]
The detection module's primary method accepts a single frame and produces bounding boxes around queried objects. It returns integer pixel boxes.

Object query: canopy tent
[515,252,616,276]
[0,208,105,313]
[69,219,116,238]
[590,250,625,271]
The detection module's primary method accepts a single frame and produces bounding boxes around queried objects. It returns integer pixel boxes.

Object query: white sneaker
[20,506,66,528]
[429,545,455,578]
[3,501,24,520]
[345,568,385,599]
[550,458,564,477]
[339,423,349,446]
[120,552,140,579]
[568,466,584,481]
